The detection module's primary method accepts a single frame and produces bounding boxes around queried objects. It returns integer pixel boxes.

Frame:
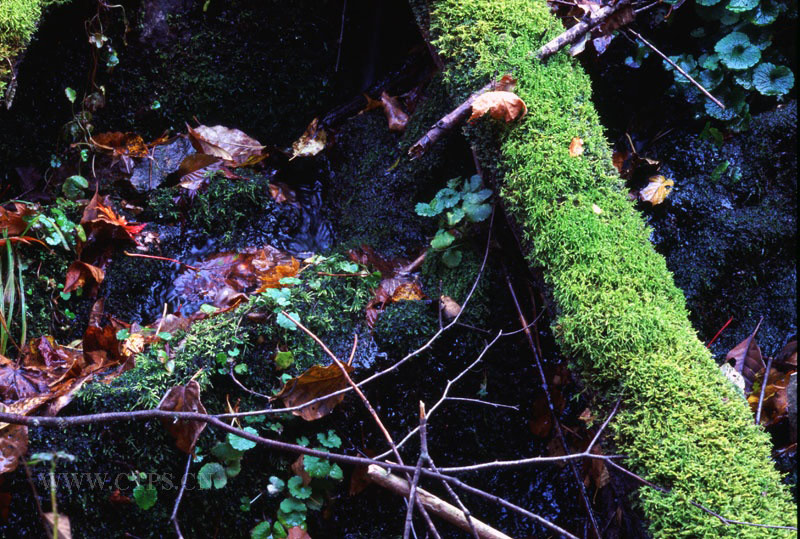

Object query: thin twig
[334,0,347,73]
[403,403,428,539]
[229,363,272,400]
[505,270,601,539]
[169,452,193,539]
[625,28,725,109]
[755,353,774,425]
[123,251,200,272]
[445,397,520,411]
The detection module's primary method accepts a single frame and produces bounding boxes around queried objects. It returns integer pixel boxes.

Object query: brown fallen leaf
[291,455,312,486]
[748,368,793,427]
[439,296,461,320]
[569,137,584,157]
[0,202,37,236]
[63,261,105,295]
[176,153,224,191]
[43,512,71,539]
[269,182,297,204]
[291,118,327,160]
[275,362,354,421]
[0,423,28,474]
[585,447,610,489]
[775,340,797,369]
[380,91,409,132]
[727,324,766,394]
[638,175,674,205]
[469,91,527,124]
[287,527,311,539]
[186,124,265,166]
[157,380,207,453]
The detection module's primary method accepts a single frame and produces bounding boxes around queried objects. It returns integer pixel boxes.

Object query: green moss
[426,0,797,536]
[0,0,69,95]
[373,300,437,358]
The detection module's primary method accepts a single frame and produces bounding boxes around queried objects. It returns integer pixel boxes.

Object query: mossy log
[417,0,797,536]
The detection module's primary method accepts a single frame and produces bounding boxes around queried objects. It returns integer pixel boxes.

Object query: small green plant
[657,0,795,129]
[27,450,76,539]
[415,175,493,267]
[128,471,158,510]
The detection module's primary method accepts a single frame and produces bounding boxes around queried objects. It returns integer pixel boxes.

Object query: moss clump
[373,300,437,358]
[0,0,69,96]
[420,245,492,326]
[425,0,797,536]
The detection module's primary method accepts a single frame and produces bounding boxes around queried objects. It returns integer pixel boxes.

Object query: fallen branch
[368,464,514,539]
[408,0,631,159]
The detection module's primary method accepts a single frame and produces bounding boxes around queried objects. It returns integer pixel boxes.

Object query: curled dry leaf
[157,380,207,453]
[469,91,528,124]
[63,261,105,295]
[380,91,409,132]
[569,137,584,157]
[726,326,765,394]
[0,421,28,474]
[439,296,461,320]
[291,118,327,160]
[275,362,354,421]
[638,175,674,205]
[176,153,223,191]
[43,512,71,539]
[186,124,266,166]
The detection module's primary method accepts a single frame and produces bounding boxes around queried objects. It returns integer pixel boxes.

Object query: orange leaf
[569,137,584,157]
[380,91,409,132]
[275,363,353,421]
[0,202,37,236]
[469,91,527,124]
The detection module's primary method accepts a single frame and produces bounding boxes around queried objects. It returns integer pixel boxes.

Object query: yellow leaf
[469,91,527,124]
[639,175,674,205]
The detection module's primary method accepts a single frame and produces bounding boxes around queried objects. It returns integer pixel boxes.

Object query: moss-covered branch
[420,0,797,536]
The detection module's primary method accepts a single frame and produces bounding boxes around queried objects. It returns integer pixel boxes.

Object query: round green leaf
[442,249,463,268]
[415,201,439,217]
[288,476,312,499]
[698,70,724,91]
[430,229,455,250]
[279,497,307,514]
[228,427,258,451]
[250,521,272,539]
[749,1,782,25]
[752,63,794,96]
[696,0,722,5]
[715,32,761,70]
[63,175,89,200]
[435,188,461,208]
[274,350,295,370]
[198,462,228,489]
[133,484,157,510]
[64,87,76,103]
[726,0,758,12]
[463,202,492,223]
[328,463,344,481]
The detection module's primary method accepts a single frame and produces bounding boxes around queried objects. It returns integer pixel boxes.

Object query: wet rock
[127,135,195,193]
[138,0,194,48]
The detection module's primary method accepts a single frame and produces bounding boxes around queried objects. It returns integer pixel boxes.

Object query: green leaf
[273,521,288,538]
[726,0,758,13]
[696,0,722,5]
[303,455,332,478]
[465,174,483,192]
[288,476,312,499]
[200,303,217,314]
[715,32,761,70]
[442,249,463,268]
[62,175,88,200]
[239,496,251,512]
[276,312,299,330]
[158,331,172,341]
[430,229,455,250]
[250,521,272,539]
[463,189,492,205]
[279,497,307,514]
[265,287,291,306]
[415,201,439,217]
[115,329,130,340]
[435,188,461,208]
[274,350,295,370]
[463,202,492,223]
[749,1,782,25]
[267,476,285,495]
[698,69,724,91]
[234,363,248,375]
[198,463,228,489]
[228,427,258,451]
[316,430,342,449]
[753,63,794,96]
[445,207,464,227]
[133,483,157,510]
[296,436,309,447]
[65,87,76,103]
[328,463,344,480]
[225,459,242,478]
[279,277,302,286]
[446,177,461,189]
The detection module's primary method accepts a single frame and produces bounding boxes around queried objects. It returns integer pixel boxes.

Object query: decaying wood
[367,465,514,539]
[409,0,632,159]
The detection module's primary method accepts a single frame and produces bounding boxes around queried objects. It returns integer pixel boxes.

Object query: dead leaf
[469,91,527,124]
[269,182,297,204]
[775,340,797,369]
[439,296,461,320]
[63,261,105,295]
[380,91,408,132]
[748,368,793,427]
[598,5,634,35]
[727,326,766,393]
[0,202,37,236]
[43,512,71,539]
[92,132,149,158]
[275,362,354,421]
[176,154,224,191]
[186,124,265,166]
[109,489,131,504]
[0,423,28,474]
[291,455,312,486]
[569,137,584,157]
[638,175,674,205]
[390,282,425,302]
[585,447,610,489]
[287,527,311,539]
[291,118,327,160]
[157,380,207,453]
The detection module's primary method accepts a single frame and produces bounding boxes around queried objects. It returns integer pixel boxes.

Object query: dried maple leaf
[275,362,354,421]
[291,118,327,160]
[80,193,146,245]
[569,137,584,157]
[0,359,49,401]
[186,124,266,166]
[469,91,528,124]
[157,380,207,453]
[63,261,105,295]
[638,175,674,205]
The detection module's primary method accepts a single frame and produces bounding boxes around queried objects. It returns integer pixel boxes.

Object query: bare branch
[444,397,520,411]
[169,452,193,539]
